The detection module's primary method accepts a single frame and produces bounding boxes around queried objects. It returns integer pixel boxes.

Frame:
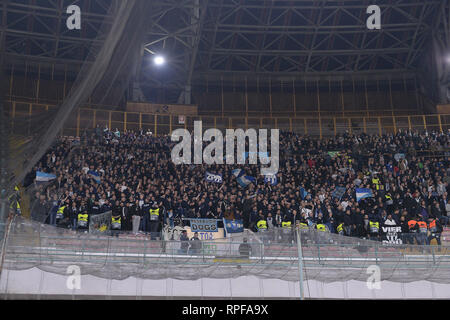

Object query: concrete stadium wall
[1,268,449,299]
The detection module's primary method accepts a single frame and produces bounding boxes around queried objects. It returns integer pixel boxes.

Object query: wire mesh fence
[2,217,450,286]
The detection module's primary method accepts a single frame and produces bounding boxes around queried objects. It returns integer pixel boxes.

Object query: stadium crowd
[24,126,450,245]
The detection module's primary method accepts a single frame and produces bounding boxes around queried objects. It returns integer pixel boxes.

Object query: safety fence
[2,218,450,281]
[6,101,450,138]
[1,217,450,299]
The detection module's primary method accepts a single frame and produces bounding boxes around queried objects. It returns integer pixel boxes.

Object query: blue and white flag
[36,171,56,184]
[237,175,256,188]
[356,188,373,202]
[264,174,278,186]
[223,218,244,234]
[88,170,101,183]
[232,169,245,178]
[332,187,346,200]
[300,187,309,200]
[205,171,223,184]
[232,169,255,188]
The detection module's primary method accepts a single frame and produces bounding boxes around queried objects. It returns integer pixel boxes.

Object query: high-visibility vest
[56,206,66,219]
[9,196,20,211]
[257,220,267,230]
[337,223,344,234]
[428,220,438,233]
[408,220,417,232]
[111,216,122,229]
[417,221,428,233]
[77,213,88,228]
[369,221,379,233]
[372,178,380,190]
[282,221,292,229]
[297,222,309,230]
[149,208,160,221]
[316,224,327,232]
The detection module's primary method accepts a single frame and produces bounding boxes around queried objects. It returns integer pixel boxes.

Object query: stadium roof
[1,0,448,91]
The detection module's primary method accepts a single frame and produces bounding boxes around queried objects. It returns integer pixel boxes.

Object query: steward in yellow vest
[336,223,344,235]
[369,221,379,234]
[282,221,292,229]
[77,213,89,229]
[257,219,267,231]
[56,206,66,221]
[149,208,160,221]
[316,224,328,232]
[111,216,122,230]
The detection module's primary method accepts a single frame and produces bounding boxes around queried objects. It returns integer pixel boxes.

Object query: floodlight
[154,55,165,66]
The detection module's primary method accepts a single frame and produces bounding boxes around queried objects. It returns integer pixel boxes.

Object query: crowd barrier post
[296,228,305,301]
[317,242,321,264]
[432,246,436,265]
[375,243,379,265]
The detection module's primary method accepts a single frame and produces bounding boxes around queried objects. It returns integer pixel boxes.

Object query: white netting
[89,211,112,235]
[2,217,449,283]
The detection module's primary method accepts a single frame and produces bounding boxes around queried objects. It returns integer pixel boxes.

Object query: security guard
[416,217,429,245]
[281,221,292,229]
[148,203,160,238]
[56,204,67,223]
[336,223,344,236]
[8,186,21,216]
[77,212,89,232]
[368,220,380,241]
[427,218,442,246]
[315,223,328,232]
[281,219,292,243]
[314,223,329,244]
[111,213,121,238]
[407,218,419,245]
[56,201,71,232]
[257,219,268,231]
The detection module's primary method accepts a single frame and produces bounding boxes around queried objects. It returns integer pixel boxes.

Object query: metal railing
[6,100,450,139]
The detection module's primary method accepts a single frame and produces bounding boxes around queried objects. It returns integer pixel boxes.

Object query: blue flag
[332,187,346,200]
[36,171,56,184]
[88,170,101,183]
[232,169,255,188]
[264,174,278,186]
[237,175,256,188]
[356,188,373,202]
[232,169,245,178]
[205,172,223,184]
[223,218,244,234]
[300,187,309,200]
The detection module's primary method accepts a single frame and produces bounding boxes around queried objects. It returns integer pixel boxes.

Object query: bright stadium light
[154,55,165,66]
